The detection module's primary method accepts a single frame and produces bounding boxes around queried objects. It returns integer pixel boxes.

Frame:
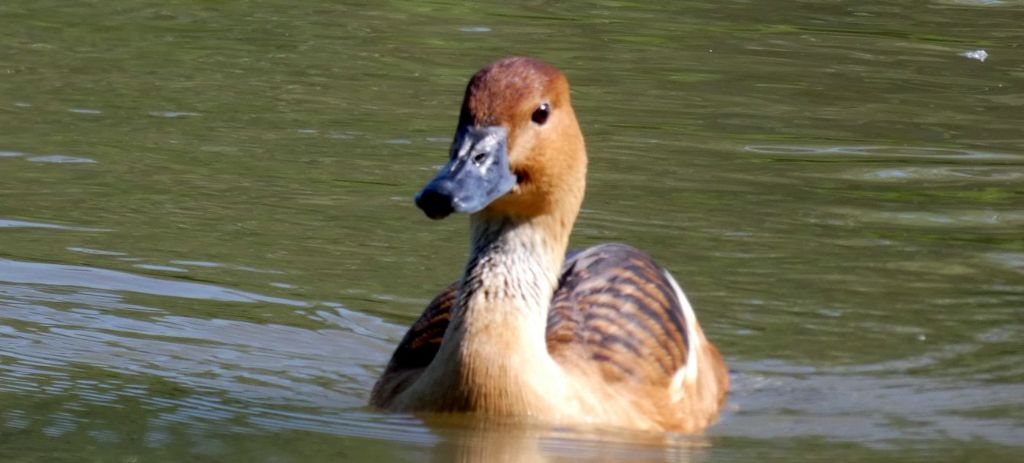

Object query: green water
[2,0,1022,461]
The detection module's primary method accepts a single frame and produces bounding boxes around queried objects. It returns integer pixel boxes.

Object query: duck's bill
[415,125,516,220]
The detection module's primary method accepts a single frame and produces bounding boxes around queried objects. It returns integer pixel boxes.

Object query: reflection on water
[0,219,107,232]
[426,417,712,463]
[2,0,1023,461]
[0,259,306,305]
[745,145,1024,161]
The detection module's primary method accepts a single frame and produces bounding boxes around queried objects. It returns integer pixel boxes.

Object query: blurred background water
[1,0,1022,461]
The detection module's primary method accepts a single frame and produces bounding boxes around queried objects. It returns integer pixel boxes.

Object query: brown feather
[370,282,456,407]
[547,244,689,388]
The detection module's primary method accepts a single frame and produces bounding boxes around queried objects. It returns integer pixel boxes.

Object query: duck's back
[547,244,692,386]
[371,243,728,430]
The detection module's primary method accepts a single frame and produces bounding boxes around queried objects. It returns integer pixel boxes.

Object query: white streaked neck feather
[460,216,561,317]
[417,215,569,411]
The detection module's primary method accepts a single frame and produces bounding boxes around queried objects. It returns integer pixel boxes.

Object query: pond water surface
[1,1,1022,461]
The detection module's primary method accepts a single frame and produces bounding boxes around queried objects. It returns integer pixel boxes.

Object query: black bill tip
[414,187,455,220]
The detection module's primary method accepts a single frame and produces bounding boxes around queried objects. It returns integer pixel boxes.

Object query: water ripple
[0,258,306,306]
[745,145,1023,161]
[26,154,97,164]
[0,218,107,232]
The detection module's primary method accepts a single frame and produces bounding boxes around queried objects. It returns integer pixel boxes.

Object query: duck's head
[416,57,587,221]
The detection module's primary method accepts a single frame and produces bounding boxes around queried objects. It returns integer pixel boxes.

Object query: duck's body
[371,57,728,432]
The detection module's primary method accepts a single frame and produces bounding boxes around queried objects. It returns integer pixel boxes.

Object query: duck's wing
[546,243,692,389]
[369,282,457,407]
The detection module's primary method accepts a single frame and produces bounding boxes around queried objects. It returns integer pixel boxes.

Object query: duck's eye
[531,103,550,126]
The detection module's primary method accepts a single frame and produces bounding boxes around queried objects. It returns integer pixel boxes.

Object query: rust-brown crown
[459,57,568,129]
[458,57,587,220]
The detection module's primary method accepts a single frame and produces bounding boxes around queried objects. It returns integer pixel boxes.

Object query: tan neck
[422,212,575,412]
[463,213,571,309]
[415,115,587,413]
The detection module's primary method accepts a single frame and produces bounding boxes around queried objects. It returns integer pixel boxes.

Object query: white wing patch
[664,270,700,402]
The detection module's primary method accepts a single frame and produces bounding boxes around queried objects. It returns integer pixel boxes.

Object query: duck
[370,57,729,432]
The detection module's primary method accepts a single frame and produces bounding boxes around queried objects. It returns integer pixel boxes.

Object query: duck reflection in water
[423,415,712,463]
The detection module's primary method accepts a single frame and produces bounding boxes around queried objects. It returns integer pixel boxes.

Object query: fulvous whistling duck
[371,57,729,432]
